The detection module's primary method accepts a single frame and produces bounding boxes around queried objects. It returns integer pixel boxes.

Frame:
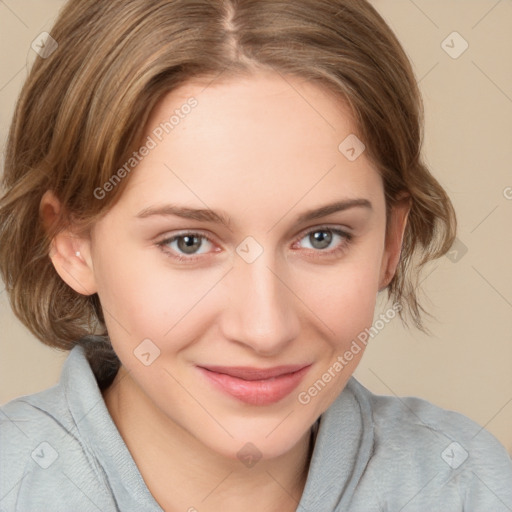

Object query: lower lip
[198,365,311,406]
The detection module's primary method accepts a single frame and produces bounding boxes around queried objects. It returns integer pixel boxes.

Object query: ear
[378,194,411,291]
[40,190,97,296]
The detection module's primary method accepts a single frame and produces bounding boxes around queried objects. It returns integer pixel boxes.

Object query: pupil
[179,236,201,254]
[311,230,331,250]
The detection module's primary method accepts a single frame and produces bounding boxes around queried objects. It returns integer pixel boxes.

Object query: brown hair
[0,0,456,388]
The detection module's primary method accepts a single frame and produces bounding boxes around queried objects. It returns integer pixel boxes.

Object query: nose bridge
[222,245,299,355]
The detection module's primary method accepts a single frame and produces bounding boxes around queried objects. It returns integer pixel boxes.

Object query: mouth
[197,364,311,406]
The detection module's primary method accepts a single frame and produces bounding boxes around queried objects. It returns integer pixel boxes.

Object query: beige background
[1,0,511,454]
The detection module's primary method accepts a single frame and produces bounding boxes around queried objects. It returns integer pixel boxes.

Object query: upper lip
[199,364,310,381]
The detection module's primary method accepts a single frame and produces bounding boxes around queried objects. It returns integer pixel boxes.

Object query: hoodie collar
[297,378,375,510]
[62,345,163,511]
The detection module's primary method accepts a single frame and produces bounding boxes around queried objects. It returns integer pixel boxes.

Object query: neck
[102,365,315,512]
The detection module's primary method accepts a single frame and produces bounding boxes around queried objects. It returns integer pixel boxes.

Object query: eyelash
[156,225,353,264]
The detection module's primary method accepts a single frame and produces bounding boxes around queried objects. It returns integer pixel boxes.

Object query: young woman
[1,0,510,510]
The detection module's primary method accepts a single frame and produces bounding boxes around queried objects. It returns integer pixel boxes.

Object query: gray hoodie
[1,345,511,511]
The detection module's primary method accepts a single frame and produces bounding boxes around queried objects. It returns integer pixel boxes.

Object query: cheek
[297,241,383,343]
[91,235,222,348]
[308,275,377,359]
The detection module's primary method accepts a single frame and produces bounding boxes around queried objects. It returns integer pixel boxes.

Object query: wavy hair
[0,0,456,388]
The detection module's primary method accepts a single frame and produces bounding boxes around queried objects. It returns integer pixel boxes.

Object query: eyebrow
[135,198,372,228]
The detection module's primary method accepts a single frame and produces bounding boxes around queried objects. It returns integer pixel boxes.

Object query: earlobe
[40,190,98,296]
[378,195,411,291]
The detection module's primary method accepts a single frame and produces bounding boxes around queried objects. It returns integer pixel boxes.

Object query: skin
[41,69,410,511]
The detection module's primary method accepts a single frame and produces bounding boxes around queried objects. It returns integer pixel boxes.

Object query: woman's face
[62,70,407,460]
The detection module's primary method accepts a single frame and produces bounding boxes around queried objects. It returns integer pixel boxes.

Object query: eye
[157,231,217,262]
[294,226,352,258]
[156,226,353,264]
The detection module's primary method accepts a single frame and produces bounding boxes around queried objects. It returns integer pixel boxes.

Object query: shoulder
[368,387,511,467]
[0,373,113,510]
[349,378,512,510]
[0,385,74,474]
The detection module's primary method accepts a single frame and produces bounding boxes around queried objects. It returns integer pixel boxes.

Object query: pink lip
[197,364,311,406]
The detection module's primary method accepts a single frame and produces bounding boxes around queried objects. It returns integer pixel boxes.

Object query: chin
[199,415,313,463]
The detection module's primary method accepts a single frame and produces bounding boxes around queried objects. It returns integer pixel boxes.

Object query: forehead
[148,70,357,156]
[118,70,384,222]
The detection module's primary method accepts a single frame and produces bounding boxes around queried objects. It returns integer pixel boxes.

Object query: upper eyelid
[158,230,215,245]
[295,224,351,238]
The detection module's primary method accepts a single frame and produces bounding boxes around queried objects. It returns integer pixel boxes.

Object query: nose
[219,249,301,357]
